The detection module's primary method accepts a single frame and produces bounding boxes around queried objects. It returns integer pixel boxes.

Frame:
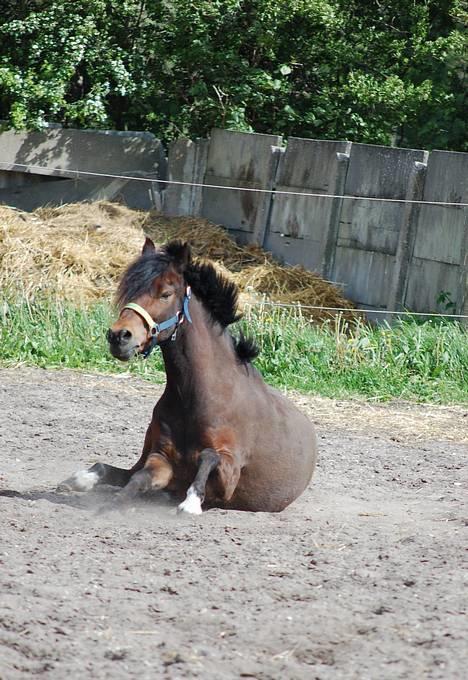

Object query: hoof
[57,470,99,492]
[177,490,203,515]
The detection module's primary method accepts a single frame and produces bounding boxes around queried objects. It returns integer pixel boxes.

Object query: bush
[0,0,466,150]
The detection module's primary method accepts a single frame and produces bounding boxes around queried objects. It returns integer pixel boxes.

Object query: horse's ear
[165,239,191,271]
[142,237,156,255]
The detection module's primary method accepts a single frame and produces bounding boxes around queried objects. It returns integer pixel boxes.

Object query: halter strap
[122,287,192,358]
[123,303,156,331]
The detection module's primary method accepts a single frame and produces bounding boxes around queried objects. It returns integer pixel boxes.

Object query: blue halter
[123,287,192,358]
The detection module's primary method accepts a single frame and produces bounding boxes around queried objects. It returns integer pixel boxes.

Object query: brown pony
[58,239,317,513]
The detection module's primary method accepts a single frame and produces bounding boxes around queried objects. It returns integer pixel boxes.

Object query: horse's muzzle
[107,328,138,361]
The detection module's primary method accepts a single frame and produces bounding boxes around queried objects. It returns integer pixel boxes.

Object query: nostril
[107,328,132,345]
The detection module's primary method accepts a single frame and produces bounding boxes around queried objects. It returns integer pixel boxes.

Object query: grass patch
[0,299,165,382]
[242,305,468,403]
[1,298,467,404]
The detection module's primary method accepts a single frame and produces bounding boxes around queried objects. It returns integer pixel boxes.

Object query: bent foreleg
[57,462,134,492]
[178,447,242,515]
[118,453,173,499]
[98,453,173,513]
[178,448,220,515]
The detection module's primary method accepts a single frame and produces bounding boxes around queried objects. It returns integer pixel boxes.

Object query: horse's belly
[211,427,318,513]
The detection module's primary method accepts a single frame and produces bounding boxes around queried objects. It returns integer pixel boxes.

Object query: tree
[0,0,466,150]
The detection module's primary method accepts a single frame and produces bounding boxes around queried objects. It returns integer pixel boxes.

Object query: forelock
[116,251,172,307]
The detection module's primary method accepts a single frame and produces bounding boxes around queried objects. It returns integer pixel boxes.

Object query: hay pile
[0,202,145,304]
[144,214,357,321]
[143,215,268,270]
[0,201,357,320]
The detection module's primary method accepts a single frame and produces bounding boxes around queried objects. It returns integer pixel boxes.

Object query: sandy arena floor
[0,367,466,679]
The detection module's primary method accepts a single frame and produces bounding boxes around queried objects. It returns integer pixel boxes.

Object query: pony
[58,238,317,513]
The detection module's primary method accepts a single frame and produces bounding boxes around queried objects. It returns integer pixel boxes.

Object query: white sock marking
[177,487,202,515]
[70,470,99,491]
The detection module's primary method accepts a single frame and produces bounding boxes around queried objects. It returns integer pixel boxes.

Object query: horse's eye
[161,292,171,300]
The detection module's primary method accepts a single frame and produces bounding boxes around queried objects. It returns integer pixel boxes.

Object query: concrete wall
[331,143,428,311]
[164,138,209,217]
[161,129,467,318]
[1,126,466,318]
[404,151,468,317]
[201,129,283,244]
[0,128,166,210]
[264,138,351,273]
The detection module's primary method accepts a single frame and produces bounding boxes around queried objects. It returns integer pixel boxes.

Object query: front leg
[99,453,173,513]
[178,448,220,515]
[57,421,155,492]
[57,462,134,492]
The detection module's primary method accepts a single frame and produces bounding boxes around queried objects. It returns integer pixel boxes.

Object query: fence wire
[1,161,468,208]
[243,298,468,320]
[1,160,467,320]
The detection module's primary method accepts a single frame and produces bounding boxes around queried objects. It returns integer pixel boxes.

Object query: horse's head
[107,238,191,361]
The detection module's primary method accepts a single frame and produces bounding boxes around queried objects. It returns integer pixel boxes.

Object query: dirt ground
[0,367,466,680]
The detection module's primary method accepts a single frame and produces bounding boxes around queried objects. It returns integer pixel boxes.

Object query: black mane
[117,241,240,328]
[184,260,241,328]
[232,332,260,364]
[116,250,171,308]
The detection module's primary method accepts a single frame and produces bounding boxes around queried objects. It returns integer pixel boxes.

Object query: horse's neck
[161,296,233,397]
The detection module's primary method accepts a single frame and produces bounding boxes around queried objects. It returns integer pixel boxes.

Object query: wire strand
[244,298,468,319]
[1,161,468,208]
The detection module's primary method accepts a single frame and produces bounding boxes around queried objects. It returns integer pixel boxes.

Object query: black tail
[232,332,259,364]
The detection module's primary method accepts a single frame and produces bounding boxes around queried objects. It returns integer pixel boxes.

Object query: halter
[122,287,192,358]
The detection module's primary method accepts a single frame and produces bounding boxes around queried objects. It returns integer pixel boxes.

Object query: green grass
[1,298,467,404]
[241,305,468,403]
[0,298,165,382]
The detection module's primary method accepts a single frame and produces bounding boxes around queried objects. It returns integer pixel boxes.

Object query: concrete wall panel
[405,259,460,312]
[265,138,350,272]
[337,200,403,255]
[0,128,165,210]
[332,144,427,308]
[412,205,465,265]
[201,129,282,238]
[163,138,209,216]
[332,247,395,308]
[404,150,468,313]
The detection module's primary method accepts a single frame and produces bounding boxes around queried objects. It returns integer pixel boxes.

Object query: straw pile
[143,214,268,270]
[0,201,357,320]
[0,202,145,304]
[144,214,357,321]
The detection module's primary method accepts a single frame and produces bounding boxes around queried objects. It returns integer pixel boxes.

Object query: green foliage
[241,305,468,403]
[436,290,456,312]
[0,298,165,380]
[1,298,466,404]
[0,0,466,149]
[0,0,136,129]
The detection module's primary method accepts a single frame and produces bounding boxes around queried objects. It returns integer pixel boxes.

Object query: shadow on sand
[0,486,177,514]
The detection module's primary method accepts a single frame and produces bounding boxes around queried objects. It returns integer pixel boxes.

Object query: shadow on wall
[0,128,167,211]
